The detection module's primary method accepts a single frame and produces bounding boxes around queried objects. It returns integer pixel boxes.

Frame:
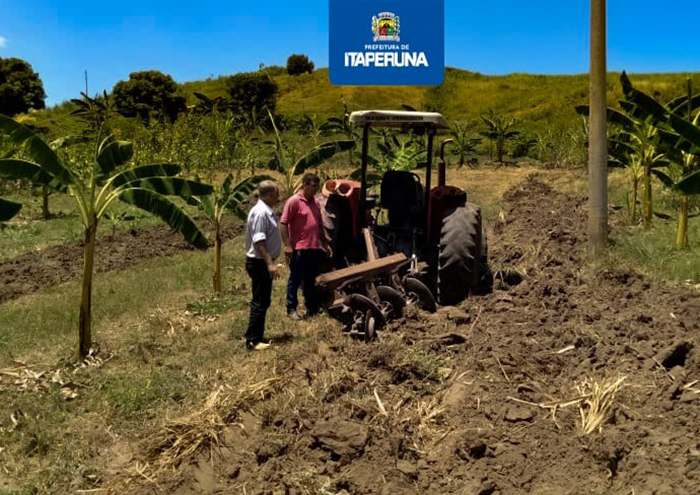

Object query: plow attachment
[316,253,435,340]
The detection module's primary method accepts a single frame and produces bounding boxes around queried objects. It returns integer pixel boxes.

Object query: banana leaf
[0,158,68,192]
[667,94,700,116]
[673,168,700,195]
[96,136,134,177]
[669,114,700,155]
[119,188,210,249]
[224,174,274,221]
[620,72,670,125]
[121,177,213,198]
[294,140,355,175]
[0,197,22,221]
[0,115,76,186]
[111,164,181,188]
[651,169,676,189]
[575,105,636,129]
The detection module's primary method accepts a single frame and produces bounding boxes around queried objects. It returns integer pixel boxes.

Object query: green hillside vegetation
[177,67,700,131]
[24,67,700,139]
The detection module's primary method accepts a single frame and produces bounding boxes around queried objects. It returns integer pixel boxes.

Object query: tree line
[0,54,315,120]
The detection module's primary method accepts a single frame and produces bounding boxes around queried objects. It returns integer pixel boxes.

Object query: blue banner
[329,0,445,86]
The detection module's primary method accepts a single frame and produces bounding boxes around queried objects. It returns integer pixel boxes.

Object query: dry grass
[576,376,627,435]
[105,375,284,493]
[508,375,627,435]
[149,376,283,472]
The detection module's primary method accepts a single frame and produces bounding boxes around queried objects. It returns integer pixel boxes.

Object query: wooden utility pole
[588,0,608,256]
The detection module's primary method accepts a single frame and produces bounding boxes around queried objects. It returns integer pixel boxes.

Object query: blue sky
[1,0,699,105]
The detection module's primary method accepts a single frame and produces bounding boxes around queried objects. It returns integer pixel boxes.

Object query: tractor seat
[380,171,424,229]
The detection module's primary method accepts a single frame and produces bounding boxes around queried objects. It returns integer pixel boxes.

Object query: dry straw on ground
[107,375,283,493]
[508,375,627,434]
[576,376,627,435]
[150,376,282,472]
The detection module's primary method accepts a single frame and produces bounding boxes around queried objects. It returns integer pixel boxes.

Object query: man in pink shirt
[280,173,331,319]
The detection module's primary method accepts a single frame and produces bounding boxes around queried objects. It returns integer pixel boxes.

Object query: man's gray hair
[258,180,278,197]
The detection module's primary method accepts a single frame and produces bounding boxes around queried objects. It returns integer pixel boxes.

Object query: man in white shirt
[244,181,281,350]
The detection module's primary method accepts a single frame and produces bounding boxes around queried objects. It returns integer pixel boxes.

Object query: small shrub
[286,54,315,76]
[225,72,278,123]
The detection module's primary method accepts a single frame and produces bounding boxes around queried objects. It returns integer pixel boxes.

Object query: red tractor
[316,111,491,339]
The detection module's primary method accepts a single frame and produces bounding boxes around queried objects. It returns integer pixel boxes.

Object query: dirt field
[93,176,700,494]
[0,219,242,304]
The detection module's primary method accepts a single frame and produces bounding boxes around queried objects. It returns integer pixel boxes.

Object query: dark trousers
[286,249,324,315]
[245,258,273,345]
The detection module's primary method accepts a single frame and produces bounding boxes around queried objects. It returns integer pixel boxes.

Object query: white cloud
[0,36,6,48]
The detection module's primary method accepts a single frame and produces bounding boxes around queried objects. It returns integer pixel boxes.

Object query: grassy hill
[181,67,700,130]
[24,67,700,137]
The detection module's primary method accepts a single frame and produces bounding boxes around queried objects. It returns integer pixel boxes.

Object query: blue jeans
[286,249,325,315]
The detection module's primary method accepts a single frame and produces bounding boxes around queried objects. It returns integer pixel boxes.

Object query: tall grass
[612,220,700,283]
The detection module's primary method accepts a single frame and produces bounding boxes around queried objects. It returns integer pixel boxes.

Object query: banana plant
[0,114,212,359]
[374,130,427,172]
[610,133,667,225]
[191,92,233,115]
[320,98,359,165]
[0,134,20,221]
[650,104,700,248]
[104,210,137,236]
[616,121,667,228]
[449,122,482,167]
[625,155,645,224]
[35,135,92,220]
[188,173,272,294]
[267,110,355,195]
[576,104,669,227]
[298,114,326,145]
[480,110,519,163]
[621,74,700,247]
[653,153,700,248]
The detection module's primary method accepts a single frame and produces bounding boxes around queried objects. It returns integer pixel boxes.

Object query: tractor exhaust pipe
[424,130,435,216]
[438,139,453,187]
[360,124,371,229]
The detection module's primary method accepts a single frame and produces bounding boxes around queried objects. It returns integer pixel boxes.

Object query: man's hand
[285,246,294,265]
[267,262,279,280]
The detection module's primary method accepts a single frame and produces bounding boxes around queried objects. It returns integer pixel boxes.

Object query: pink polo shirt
[280,192,323,250]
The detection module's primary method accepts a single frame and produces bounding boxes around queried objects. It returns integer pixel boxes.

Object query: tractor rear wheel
[437,204,484,305]
[319,193,351,268]
[476,226,493,294]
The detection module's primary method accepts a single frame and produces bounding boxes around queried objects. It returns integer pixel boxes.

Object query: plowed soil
[112,177,700,494]
[0,219,243,304]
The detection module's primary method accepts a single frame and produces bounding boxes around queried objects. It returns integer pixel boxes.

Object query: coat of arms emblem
[372,12,400,42]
